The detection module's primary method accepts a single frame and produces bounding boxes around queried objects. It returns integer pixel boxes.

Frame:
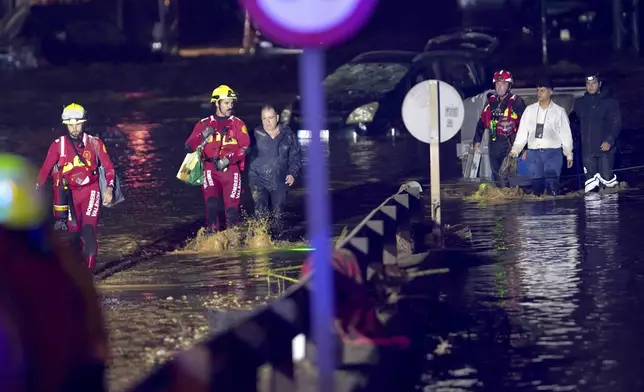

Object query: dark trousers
[489,136,512,187]
[251,184,288,232]
[527,148,563,195]
[583,151,617,191]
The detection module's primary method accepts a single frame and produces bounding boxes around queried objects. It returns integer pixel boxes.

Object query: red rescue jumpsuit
[37,133,115,269]
[185,115,250,231]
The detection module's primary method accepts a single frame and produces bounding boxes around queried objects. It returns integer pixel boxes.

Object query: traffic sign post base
[430,140,443,243]
[427,81,441,226]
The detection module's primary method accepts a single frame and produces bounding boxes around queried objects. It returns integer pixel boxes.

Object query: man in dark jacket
[249,104,302,231]
[473,70,527,187]
[573,72,622,193]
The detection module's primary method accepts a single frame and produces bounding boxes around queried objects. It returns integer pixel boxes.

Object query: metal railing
[128,181,425,392]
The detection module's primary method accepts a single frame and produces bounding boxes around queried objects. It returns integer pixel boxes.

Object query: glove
[54,219,68,231]
[499,155,517,179]
[201,126,215,139]
[215,157,230,171]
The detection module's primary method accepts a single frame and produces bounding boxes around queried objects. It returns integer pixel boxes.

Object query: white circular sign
[241,0,377,47]
[401,80,465,144]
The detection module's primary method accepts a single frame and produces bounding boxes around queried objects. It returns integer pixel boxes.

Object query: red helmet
[493,70,513,84]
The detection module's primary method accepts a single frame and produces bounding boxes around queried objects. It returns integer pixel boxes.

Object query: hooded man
[573,72,622,193]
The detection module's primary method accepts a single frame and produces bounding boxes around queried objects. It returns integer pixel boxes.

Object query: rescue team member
[510,77,574,196]
[572,72,622,193]
[0,153,108,392]
[473,70,527,187]
[37,103,116,270]
[185,85,250,233]
[249,104,302,232]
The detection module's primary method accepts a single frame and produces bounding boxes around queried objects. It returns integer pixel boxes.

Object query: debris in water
[247,225,272,249]
[334,225,350,246]
[177,216,313,254]
[434,337,452,355]
[467,183,529,202]
[465,182,587,204]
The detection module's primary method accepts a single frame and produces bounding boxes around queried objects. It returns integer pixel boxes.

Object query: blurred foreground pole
[240,2,377,390]
[540,0,548,65]
[299,49,334,392]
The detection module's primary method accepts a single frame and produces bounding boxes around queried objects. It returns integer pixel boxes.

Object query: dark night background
[5,1,644,391]
[2,0,639,68]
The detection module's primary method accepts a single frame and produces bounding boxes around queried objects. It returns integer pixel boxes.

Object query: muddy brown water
[4,56,644,391]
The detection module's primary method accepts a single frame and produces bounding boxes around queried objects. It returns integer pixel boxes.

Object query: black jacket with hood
[572,87,622,155]
[248,125,302,191]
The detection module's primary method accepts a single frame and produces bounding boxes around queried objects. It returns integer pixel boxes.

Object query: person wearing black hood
[249,104,302,232]
[573,72,622,193]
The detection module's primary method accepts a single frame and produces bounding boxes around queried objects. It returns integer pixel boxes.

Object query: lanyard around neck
[536,105,550,125]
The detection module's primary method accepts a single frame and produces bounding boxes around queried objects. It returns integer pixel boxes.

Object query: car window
[437,60,477,88]
[323,62,411,95]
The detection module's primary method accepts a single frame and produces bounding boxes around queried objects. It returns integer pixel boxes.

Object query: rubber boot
[86,255,97,270]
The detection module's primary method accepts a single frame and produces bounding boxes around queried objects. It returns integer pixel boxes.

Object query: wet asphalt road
[5,55,644,391]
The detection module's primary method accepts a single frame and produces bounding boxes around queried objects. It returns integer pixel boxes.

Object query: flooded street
[423,190,644,392]
[4,57,644,391]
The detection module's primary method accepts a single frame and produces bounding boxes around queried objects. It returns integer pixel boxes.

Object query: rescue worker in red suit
[473,70,527,187]
[36,103,116,270]
[185,85,250,233]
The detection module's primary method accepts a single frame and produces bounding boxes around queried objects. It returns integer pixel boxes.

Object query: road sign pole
[299,48,334,392]
[402,79,464,244]
[428,81,441,227]
[241,1,377,390]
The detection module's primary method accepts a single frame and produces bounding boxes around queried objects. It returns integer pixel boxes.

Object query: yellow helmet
[61,103,87,125]
[0,154,46,230]
[210,85,237,103]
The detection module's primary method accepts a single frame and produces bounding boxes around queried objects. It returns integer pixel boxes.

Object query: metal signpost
[239,0,377,390]
[402,80,465,229]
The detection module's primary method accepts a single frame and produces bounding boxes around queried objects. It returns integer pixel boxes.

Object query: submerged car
[281,49,489,138]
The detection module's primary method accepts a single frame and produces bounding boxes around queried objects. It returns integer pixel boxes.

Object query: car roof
[349,50,420,64]
[413,49,487,62]
[424,30,500,53]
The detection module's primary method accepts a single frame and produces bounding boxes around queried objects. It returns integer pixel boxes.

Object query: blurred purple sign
[240,0,378,47]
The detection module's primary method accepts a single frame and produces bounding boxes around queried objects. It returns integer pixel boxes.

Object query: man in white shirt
[510,77,574,195]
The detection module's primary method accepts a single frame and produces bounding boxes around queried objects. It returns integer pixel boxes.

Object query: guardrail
[128,181,425,392]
